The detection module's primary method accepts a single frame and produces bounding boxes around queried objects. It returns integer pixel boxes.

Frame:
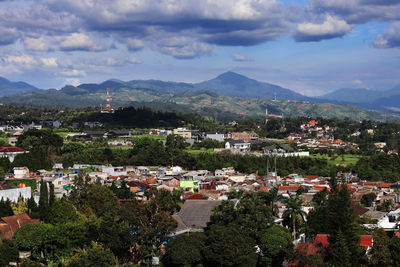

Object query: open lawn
[0,137,8,145]
[309,153,362,165]
[56,132,80,138]
[185,148,214,154]
[132,135,166,140]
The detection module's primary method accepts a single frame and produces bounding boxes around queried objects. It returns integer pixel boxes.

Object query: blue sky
[0,0,399,96]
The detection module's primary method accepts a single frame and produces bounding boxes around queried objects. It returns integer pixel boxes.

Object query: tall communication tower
[264,147,279,183]
[101,88,115,113]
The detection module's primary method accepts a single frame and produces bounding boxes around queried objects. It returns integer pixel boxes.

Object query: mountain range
[318,85,400,112]
[0,71,399,122]
[0,77,39,97]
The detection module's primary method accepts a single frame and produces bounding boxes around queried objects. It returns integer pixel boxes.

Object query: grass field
[309,154,362,165]
[185,148,214,154]
[132,135,166,140]
[0,137,8,145]
[56,132,80,138]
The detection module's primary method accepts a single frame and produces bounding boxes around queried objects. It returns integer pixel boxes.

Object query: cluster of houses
[285,120,359,150]
[2,163,400,263]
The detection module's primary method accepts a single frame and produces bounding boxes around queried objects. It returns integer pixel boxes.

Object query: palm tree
[260,186,283,216]
[282,196,306,239]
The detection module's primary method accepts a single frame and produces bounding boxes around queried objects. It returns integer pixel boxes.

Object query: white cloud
[295,15,353,42]
[124,38,144,51]
[56,33,111,51]
[155,36,212,59]
[232,54,251,62]
[40,57,58,67]
[373,21,400,48]
[61,69,86,77]
[24,36,53,51]
[64,77,81,86]
[4,55,37,65]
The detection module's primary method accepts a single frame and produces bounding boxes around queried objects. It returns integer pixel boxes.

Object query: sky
[0,0,399,96]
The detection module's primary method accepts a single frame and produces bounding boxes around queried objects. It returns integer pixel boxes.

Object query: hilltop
[0,72,397,122]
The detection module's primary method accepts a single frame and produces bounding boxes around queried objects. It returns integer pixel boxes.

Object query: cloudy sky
[0,0,400,96]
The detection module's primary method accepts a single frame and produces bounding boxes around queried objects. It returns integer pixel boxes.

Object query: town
[1,103,400,266]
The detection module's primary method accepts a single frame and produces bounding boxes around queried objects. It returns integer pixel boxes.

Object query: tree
[119,198,177,264]
[20,258,42,267]
[65,242,117,267]
[204,224,258,267]
[162,232,207,266]
[370,228,391,266]
[68,172,90,210]
[0,239,19,267]
[259,225,293,267]
[361,192,377,207]
[48,197,79,225]
[330,230,352,267]
[282,196,306,239]
[11,195,28,215]
[259,186,283,216]
[38,179,48,220]
[0,166,5,181]
[389,235,400,266]
[49,182,55,207]
[27,196,39,217]
[0,197,14,217]
[14,221,89,264]
[85,184,119,218]
[98,214,133,260]
[208,194,274,244]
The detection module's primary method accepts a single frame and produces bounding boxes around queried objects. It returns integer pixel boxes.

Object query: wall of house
[0,187,31,202]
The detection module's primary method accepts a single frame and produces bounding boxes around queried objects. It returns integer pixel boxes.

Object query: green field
[309,154,362,165]
[185,148,214,154]
[132,135,166,140]
[0,137,8,145]
[56,132,80,138]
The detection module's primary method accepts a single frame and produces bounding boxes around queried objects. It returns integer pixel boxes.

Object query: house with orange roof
[0,214,39,239]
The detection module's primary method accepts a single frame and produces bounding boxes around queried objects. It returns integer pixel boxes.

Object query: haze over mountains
[0,71,399,121]
[0,77,40,97]
[319,85,400,112]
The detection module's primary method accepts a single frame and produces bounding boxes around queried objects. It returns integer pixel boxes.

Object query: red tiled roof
[146,179,157,184]
[184,193,206,200]
[314,186,330,192]
[378,183,393,188]
[363,182,378,186]
[279,185,300,191]
[259,187,268,192]
[360,235,373,249]
[0,146,25,153]
[314,234,330,247]
[0,214,39,239]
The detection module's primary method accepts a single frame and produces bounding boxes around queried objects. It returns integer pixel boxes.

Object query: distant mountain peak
[0,76,39,97]
[215,71,250,81]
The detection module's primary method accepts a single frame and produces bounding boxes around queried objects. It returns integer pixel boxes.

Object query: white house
[225,140,251,153]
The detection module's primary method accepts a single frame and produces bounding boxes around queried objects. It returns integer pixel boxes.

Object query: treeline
[354,153,400,182]
[55,135,330,176]
[1,175,182,266]
[6,130,400,182]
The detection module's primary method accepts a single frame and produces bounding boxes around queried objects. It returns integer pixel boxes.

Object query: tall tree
[204,224,258,267]
[162,232,207,267]
[38,179,48,220]
[0,198,14,217]
[49,182,55,207]
[330,230,351,267]
[27,196,39,217]
[370,229,391,266]
[259,225,293,267]
[65,242,117,267]
[282,196,306,239]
